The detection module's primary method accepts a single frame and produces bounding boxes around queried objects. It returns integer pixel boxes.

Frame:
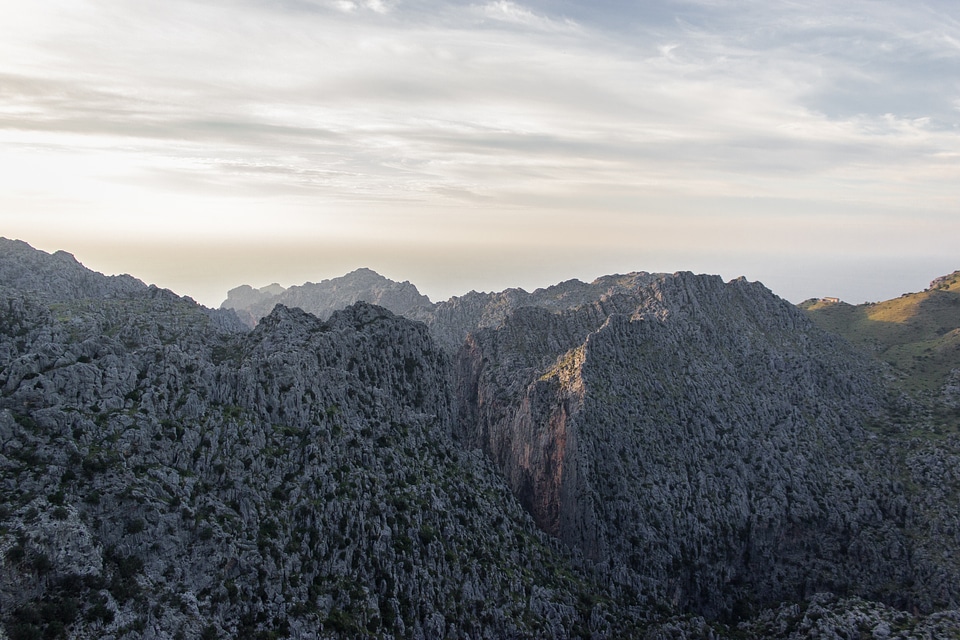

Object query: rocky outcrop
[0,238,146,303]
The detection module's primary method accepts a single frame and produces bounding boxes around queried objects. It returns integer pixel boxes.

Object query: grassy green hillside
[800,271,960,395]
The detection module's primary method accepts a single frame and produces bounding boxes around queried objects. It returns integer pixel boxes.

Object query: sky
[1,0,958,307]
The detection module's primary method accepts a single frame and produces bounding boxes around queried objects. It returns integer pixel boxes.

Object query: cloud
[477,1,579,32]
[1,0,959,305]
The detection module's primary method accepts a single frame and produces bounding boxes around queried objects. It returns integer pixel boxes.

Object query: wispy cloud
[0,0,958,304]
[477,1,579,32]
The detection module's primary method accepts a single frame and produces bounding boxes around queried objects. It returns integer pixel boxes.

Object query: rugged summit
[5,238,960,638]
[221,269,432,328]
[456,273,928,615]
[0,239,146,303]
[409,273,666,352]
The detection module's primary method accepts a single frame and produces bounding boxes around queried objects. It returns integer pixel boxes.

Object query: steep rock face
[456,273,939,615]
[221,268,433,327]
[453,300,631,536]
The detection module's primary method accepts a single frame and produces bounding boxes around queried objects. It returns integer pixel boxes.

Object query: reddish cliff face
[456,329,598,559]
[510,377,574,538]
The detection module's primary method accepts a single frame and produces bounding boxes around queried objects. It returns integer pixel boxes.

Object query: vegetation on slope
[800,271,960,395]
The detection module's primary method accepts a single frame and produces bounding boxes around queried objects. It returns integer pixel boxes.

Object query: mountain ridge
[221,268,433,329]
[4,238,960,638]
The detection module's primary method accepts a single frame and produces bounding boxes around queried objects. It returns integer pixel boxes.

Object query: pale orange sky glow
[2,0,959,306]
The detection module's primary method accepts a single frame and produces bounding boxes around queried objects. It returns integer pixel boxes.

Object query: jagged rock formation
[225,270,663,352]
[456,274,933,615]
[408,274,663,352]
[221,269,433,328]
[5,238,960,638]
[0,239,147,303]
[224,263,960,622]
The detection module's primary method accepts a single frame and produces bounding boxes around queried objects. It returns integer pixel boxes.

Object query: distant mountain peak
[221,267,433,327]
[343,266,381,277]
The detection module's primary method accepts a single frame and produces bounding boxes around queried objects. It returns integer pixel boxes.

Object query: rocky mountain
[0,240,147,304]
[221,269,432,329]
[455,273,947,616]
[0,240,636,639]
[408,274,669,352]
[224,269,666,352]
[4,237,960,638]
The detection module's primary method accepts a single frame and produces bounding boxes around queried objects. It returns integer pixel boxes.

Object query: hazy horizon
[6,235,955,310]
[2,1,958,306]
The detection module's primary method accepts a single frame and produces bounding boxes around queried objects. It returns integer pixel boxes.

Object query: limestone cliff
[5,238,960,639]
